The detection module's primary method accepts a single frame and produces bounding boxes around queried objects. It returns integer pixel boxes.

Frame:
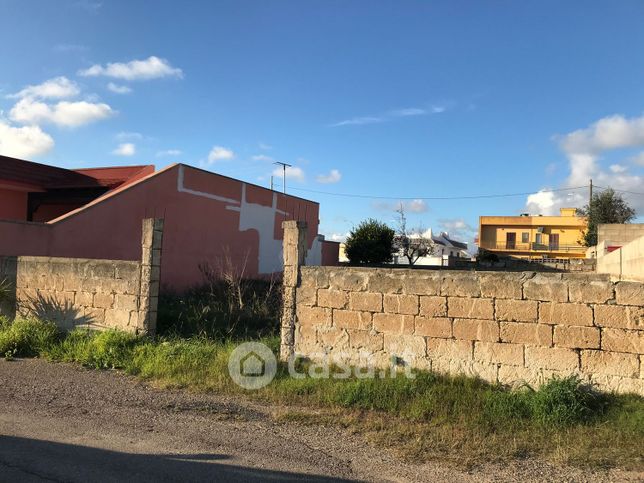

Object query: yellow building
[478,208,587,260]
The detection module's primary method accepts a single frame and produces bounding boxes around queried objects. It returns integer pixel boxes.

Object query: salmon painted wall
[0,164,323,290]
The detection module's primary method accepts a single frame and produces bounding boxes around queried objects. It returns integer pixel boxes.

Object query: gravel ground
[0,358,641,482]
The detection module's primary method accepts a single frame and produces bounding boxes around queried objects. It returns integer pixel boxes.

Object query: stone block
[317,327,350,351]
[447,297,494,319]
[75,291,94,307]
[474,341,523,366]
[296,286,317,307]
[539,302,593,326]
[296,305,332,327]
[601,328,644,354]
[299,267,330,289]
[93,293,114,309]
[115,294,139,311]
[317,288,347,309]
[581,350,639,378]
[368,271,404,294]
[453,319,499,342]
[349,292,382,312]
[330,270,368,291]
[523,275,568,302]
[495,299,538,322]
[383,334,427,359]
[500,321,552,345]
[594,304,643,329]
[615,281,644,306]
[525,346,579,371]
[103,309,132,329]
[568,280,614,304]
[401,273,441,295]
[383,294,419,315]
[589,374,644,396]
[419,296,447,317]
[479,273,525,299]
[348,330,384,352]
[414,316,452,338]
[554,325,600,349]
[441,273,480,297]
[426,337,473,361]
[334,310,372,331]
[373,313,414,334]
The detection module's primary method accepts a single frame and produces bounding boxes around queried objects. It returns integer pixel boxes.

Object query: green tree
[345,219,395,264]
[577,188,636,247]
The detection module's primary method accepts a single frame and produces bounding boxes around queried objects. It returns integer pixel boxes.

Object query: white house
[393,229,469,266]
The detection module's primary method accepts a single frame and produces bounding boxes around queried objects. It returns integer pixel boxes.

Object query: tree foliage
[345,218,395,264]
[393,205,434,265]
[577,188,636,247]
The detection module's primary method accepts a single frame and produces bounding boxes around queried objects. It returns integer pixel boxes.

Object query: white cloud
[438,219,475,237]
[331,116,383,127]
[112,143,136,156]
[251,154,274,162]
[332,103,447,127]
[316,169,342,184]
[8,76,80,99]
[259,142,272,150]
[0,121,54,158]
[389,108,426,117]
[630,151,644,166]
[405,199,428,213]
[9,97,114,128]
[527,114,644,215]
[327,232,349,242]
[156,149,182,157]
[79,56,183,81]
[107,82,132,94]
[610,164,627,174]
[207,145,235,163]
[373,199,429,214]
[273,165,305,182]
[116,131,143,141]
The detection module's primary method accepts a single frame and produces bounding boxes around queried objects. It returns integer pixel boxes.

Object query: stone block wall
[281,229,644,395]
[0,218,163,335]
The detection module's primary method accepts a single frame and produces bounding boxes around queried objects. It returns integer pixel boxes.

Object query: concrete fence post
[280,220,308,361]
[138,218,164,335]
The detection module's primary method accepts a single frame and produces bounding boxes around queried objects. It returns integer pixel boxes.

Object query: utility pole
[273,161,292,194]
[270,175,274,191]
[589,178,593,205]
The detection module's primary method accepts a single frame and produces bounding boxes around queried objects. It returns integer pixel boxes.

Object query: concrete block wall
[280,227,644,395]
[0,218,163,335]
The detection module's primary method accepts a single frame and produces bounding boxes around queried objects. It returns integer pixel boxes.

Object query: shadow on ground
[0,435,353,482]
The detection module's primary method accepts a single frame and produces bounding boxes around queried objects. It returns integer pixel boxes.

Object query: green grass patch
[1,318,642,469]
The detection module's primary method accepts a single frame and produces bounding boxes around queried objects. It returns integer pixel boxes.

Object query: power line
[283,185,589,201]
[593,185,644,196]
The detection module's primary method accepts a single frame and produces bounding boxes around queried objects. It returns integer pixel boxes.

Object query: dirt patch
[0,359,640,482]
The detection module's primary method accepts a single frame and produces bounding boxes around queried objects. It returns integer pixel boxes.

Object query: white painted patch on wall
[177,165,292,274]
[305,235,323,266]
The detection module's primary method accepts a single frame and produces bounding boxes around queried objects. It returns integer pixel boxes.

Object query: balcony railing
[480,242,586,254]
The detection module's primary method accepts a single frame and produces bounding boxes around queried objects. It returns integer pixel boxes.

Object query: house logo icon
[228,342,277,390]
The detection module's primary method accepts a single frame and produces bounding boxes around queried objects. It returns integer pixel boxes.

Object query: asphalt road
[0,359,639,482]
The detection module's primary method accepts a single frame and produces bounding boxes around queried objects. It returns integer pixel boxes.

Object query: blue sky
[2,1,644,245]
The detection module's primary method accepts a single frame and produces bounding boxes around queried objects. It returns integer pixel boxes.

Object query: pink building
[0,156,338,289]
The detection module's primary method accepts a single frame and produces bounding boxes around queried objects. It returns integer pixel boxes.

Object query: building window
[522,232,529,243]
[535,233,542,245]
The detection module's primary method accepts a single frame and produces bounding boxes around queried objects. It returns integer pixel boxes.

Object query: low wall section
[281,222,644,395]
[0,219,163,335]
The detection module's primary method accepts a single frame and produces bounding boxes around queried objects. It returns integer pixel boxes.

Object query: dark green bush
[345,218,395,264]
